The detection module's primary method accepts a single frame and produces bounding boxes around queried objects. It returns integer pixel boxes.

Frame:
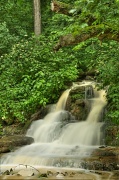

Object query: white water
[1,81,107,169]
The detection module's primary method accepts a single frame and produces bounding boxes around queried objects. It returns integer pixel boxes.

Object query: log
[54,29,119,51]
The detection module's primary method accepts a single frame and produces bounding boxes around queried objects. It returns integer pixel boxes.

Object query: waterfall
[1,81,107,169]
[55,89,70,111]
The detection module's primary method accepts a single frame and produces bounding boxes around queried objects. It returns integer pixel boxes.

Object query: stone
[0,135,34,153]
[38,173,48,178]
[3,124,26,136]
[17,169,34,176]
[82,146,119,171]
[56,172,65,178]
[0,146,10,153]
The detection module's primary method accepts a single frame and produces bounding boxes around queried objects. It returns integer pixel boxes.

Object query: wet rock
[47,170,54,176]
[105,126,119,146]
[0,147,10,153]
[3,119,42,136]
[0,135,34,153]
[3,124,27,136]
[65,86,89,121]
[99,145,107,148]
[2,170,10,175]
[38,173,48,178]
[82,146,119,171]
[17,169,34,176]
[75,99,85,105]
[85,76,94,80]
[56,172,65,178]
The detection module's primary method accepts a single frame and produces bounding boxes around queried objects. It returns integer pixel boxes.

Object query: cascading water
[1,81,107,169]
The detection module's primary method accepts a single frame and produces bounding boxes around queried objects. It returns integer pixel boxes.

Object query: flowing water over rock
[1,81,108,171]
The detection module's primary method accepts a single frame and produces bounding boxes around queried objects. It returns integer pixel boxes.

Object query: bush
[0,36,78,123]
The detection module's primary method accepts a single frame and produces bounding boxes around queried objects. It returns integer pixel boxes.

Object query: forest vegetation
[0,0,119,134]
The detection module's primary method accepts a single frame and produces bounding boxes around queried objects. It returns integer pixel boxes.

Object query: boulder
[82,146,119,171]
[65,87,88,121]
[0,135,34,153]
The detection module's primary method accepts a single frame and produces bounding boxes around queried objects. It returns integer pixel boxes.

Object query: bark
[54,29,119,51]
[33,0,41,36]
[51,0,71,15]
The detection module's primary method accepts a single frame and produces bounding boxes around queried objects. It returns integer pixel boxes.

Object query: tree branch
[54,29,119,51]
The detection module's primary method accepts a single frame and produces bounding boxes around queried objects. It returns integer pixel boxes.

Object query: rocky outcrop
[82,146,119,171]
[105,126,119,146]
[66,87,89,121]
[0,135,34,153]
[2,124,25,136]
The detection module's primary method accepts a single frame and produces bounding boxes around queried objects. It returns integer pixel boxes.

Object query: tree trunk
[33,0,41,36]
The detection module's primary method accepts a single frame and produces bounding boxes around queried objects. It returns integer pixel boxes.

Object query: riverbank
[0,165,119,179]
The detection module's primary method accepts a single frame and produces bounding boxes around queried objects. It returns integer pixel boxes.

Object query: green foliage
[0,0,33,57]
[59,0,119,37]
[0,0,33,37]
[0,0,119,126]
[71,93,84,102]
[0,22,19,56]
[95,41,119,124]
[0,36,78,123]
